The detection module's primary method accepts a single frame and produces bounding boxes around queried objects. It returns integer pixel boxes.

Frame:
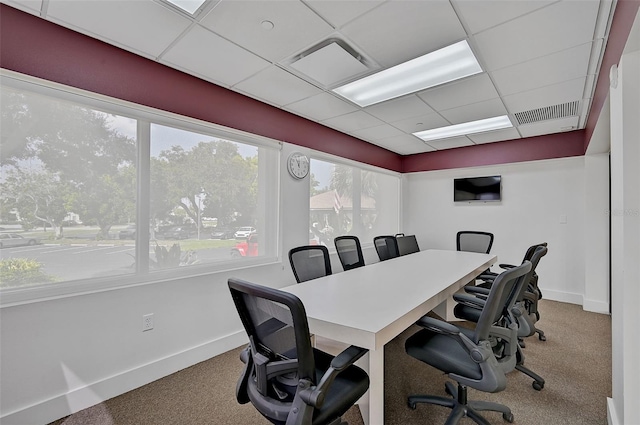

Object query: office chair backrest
[334,236,365,271]
[474,261,531,344]
[288,245,332,283]
[373,235,399,261]
[396,234,420,256]
[228,278,315,422]
[457,231,494,254]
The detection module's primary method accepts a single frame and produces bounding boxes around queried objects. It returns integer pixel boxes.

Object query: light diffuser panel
[332,40,482,107]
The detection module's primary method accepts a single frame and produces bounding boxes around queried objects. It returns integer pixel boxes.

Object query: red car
[230,234,259,257]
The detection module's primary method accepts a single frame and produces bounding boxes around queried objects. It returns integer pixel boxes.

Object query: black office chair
[334,236,365,271]
[404,261,532,425]
[456,231,494,254]
[396,234,420,256]
[228,278,370,425]
[289,245,332,283]
[373,235,399,261]
[456,245,548,391]
[477,243,548,342]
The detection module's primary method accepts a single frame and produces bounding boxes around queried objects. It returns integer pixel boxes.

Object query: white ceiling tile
[322,111,385,133]
[374,134,432,154]
[468,127,521,144]
[452,0,555,35]
[391,113,450,133]
[502,77,586,113]
[46,0,192,58]
[162,25,270,87]
[417,74,499,112]
[518,117,580,138]
[305,0,384,29]
[341,0,467,67]
[289,42,369,87]
[200,0,334,62]
[425,136,474,150]
[233,66,323,107]
[439,98,507,124]
[364,95,435,122]
[285,93,358,121]
[394,143,436,155]
[3,0,42,15]
[474,0,600,71]
[352,124,405,141]
[491,42,592,96]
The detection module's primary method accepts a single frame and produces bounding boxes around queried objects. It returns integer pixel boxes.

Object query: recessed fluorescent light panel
[164,0,206,14]
[413,116,513,142]
[332,40,482,107]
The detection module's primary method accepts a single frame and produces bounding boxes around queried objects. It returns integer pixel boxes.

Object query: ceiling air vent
[514,101,580,125]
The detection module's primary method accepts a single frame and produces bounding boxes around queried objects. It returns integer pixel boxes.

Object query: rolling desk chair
[228,278,370,425]
[288,245,332,283]
[405,262,532,424]
[373,235,399,261]
[334,236,365,271]
[456,231,494,254]
[456,245,548,391]
[396,234,420,256]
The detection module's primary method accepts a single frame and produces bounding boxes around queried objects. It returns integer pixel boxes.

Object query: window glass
[149,124,266,270]
[0,77,278,294]
[309,158,399,247]
[1,86,137,287]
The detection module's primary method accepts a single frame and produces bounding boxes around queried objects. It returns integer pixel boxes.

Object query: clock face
[287,152,309,179]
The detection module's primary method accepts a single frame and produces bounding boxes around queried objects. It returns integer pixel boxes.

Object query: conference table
[281,249,496,425]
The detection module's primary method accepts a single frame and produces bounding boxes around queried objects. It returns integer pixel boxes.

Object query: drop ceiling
[2,0,615,156]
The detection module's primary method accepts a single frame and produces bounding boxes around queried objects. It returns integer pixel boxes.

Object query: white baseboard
[0,331,248,425]
[583,298,610,314]
[540,288,583,306]
[607,397,620,425]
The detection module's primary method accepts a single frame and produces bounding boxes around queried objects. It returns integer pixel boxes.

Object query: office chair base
[515,347,545,391]
[535,327,546,341]
[408,382,514,424]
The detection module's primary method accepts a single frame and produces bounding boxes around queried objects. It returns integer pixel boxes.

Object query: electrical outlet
[142,313,154,332]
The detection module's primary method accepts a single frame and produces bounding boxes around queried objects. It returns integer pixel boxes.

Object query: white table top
[282,249,496,350]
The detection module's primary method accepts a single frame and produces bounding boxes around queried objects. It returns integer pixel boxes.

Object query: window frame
[0,70,281,307]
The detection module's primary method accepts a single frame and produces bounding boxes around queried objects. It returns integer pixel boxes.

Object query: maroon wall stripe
[402,131,586,173]
[1,3,636,174]
[584,0,640,152]
[0,4,402,172]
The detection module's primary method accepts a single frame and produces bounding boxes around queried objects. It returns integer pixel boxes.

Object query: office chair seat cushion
[311,348,370,425]
[405,328,482,381]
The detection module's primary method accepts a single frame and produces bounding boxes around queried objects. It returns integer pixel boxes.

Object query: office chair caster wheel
[407,401,417,410]
[532,381,544,391]
[539,334,546,341]
[502,412,514,423]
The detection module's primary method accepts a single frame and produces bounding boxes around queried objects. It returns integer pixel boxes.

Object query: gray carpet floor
[50,299,611,425]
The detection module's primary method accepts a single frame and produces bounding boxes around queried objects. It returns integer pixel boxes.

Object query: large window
[0,73,279,299]
[309,157,400,247]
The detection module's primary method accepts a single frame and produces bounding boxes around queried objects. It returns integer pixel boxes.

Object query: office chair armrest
[331,345,368,371]
[464,286,491,296]
[453,293,486,310]
[301,345,369,409]
[478,273,496,281]
[416,315,460,335]
[499,263,516,270]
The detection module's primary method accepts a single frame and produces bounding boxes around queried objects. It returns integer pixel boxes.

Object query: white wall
[403,156,607,306]
[607,48,640,425]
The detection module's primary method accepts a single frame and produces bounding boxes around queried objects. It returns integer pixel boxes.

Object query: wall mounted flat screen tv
[454,176,502,202]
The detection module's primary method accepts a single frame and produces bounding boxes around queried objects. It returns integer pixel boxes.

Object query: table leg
[359,347,384,425]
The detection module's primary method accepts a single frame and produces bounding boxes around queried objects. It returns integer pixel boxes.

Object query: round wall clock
[287,152,309,180]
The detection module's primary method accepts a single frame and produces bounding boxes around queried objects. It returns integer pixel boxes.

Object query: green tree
[0,169,73,238]
[1,86,136,237]
[155,140,258,228]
